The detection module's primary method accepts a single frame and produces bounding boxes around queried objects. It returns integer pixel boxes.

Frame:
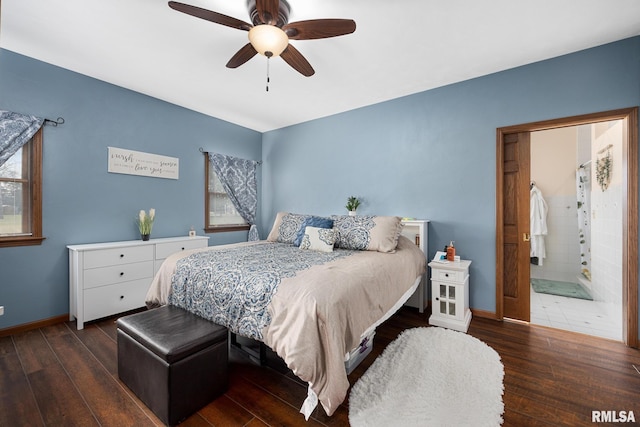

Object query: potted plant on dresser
[137,208,155,240]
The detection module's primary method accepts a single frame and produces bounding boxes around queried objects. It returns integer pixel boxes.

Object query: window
[204,154,249,233]
[0,129,44,247]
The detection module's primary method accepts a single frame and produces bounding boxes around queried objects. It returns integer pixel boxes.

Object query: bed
[145,213,426,418]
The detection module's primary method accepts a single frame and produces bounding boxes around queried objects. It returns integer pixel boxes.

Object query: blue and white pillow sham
[332,215,403,253]
[267,211,403,253]
[267,212,313,244]
[299,226,337,252]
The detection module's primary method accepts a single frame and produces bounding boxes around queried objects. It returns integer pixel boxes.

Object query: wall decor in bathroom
[596,144,613,191]
[595,147,611,191]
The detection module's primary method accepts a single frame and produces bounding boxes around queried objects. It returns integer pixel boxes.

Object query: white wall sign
[108,147,179,180]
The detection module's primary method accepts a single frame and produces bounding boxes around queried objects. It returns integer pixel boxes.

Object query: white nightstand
[428,259,472,332]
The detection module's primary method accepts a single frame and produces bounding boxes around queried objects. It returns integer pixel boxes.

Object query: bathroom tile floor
[529,286,623,341]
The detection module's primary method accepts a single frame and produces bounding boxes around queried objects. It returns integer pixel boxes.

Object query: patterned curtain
[209,153,259,241]
[0,110,44,167]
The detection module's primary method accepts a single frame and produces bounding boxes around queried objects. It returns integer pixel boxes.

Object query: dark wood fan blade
[280,44,315,76]
[168,1,252,31]
[226,43,258,68]
[255,0,280,25]
[283,19,356,40]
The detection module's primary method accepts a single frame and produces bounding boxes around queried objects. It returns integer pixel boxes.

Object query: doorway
[529,122,622,340]
[495,107,638,348]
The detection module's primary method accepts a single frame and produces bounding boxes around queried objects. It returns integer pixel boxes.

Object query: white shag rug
[349,327,504,427]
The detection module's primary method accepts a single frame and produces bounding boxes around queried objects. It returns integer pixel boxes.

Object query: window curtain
[0,110,44,167]
[209,153,259,241]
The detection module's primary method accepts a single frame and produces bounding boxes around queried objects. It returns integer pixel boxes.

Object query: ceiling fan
[168,0,356,77]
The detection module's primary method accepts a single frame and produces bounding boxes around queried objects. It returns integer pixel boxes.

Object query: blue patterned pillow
[267,212,313,244]
[293,216,334,246]
[299,226,337,252]
[332,215,403,252]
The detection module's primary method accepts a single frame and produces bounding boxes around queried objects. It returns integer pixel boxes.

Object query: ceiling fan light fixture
[248,25,289,57]
[168,1,353,76]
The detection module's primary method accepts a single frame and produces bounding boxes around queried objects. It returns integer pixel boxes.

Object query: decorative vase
[348,210,357,216]
[141,234,150,241]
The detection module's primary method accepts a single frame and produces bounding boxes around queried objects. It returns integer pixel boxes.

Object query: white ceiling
[1,0,640,132]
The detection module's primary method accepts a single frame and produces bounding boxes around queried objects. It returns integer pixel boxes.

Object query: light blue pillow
[293,216,334,246]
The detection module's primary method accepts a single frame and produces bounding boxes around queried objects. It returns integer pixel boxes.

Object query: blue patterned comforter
[168,241,354,340]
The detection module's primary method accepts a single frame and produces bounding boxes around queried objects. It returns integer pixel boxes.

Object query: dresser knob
[435,297,439,301]
[445,273,449,277]
[120,272,124,276]
[181,247,185,250]
[120,254,124,258]
[120,295,124,300]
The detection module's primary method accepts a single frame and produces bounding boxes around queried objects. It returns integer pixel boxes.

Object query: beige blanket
[146,235,426,417]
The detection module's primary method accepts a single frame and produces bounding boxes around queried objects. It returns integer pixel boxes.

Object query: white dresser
[68,236,209,329]
[428,259,472,332]
[400,219,429,312]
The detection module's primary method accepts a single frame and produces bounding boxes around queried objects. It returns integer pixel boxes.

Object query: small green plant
[345,196,361,212]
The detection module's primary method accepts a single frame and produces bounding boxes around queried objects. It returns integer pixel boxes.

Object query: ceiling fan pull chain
[266,56,271,92]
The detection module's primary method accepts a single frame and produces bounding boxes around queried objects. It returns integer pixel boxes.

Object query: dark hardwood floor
[2,306,639,426]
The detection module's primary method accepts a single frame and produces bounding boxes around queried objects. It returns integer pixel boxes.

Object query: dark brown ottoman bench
[117,305,228,426]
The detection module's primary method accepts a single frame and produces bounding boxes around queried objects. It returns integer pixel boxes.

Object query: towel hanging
[530,184,548,265]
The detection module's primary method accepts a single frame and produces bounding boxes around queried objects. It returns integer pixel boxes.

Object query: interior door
[501,132,531,321]
[497,108,637,347]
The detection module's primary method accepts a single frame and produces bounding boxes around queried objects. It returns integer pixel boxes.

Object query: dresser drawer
[432,268,466,283]
[69,236,209,329]
[83,261,154,289]
[83,279,149,322]
[83,245,154,269]
[155,239,208,260]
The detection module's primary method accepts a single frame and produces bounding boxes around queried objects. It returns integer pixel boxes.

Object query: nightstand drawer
[83,279,149,322]
[155,239,207,260]
[432,268,465,283]
[84,245,154,269]
[83,261,154,289]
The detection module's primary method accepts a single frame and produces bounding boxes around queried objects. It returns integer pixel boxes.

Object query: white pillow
[299,226,336,253]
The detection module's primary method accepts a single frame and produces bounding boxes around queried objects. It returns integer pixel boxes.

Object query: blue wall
[1,36,639,334]
[0,50,262,329]
[262,37,640,322]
